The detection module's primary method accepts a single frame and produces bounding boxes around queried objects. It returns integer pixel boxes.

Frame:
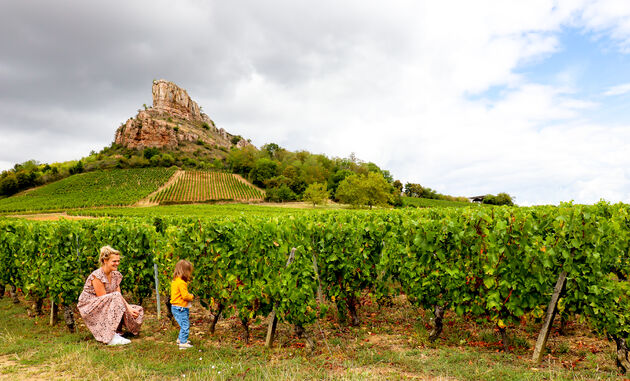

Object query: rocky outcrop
[114,80,252,151]
[152,79,203,121]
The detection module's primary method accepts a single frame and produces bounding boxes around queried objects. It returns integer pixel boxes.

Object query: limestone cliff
[114,80,251,151]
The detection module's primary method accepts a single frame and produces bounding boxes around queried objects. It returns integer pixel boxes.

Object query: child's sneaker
[178,341,193,350]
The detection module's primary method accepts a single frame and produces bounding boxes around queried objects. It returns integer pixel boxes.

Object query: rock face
[114,80,251,151]
[152,79,202,121]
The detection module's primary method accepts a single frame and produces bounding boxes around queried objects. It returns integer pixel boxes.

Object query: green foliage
[151,171,264,203]
[0,160,43,197]
[0,168,175,212]
[402,196,477,208]
[265,185,297,203]
[303,182,330,206]
[482,193,515,206]
[230,135,243,145]
[227,146,257,174]
[69,161,84,175]
[143,147,160,160]
[248,158,279,187]
[404,182,470,203]
[2,201,630,360]
[336,172,392,209]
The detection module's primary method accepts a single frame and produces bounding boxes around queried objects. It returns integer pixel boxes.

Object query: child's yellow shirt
[170,277,194,307]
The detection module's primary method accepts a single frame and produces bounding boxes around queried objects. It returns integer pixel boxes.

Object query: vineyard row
[1,203,629,369]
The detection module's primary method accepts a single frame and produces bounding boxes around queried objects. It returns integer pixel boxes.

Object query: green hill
[0,168,175,213]
[151,170,264,204]
[402,196,477,208]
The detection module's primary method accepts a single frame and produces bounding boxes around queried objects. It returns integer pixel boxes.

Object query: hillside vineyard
[1,202,629,369]
[151,171,264,203]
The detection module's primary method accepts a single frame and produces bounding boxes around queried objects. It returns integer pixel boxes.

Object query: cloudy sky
[1,0,630,205]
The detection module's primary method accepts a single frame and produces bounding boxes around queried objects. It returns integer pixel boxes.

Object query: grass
[402,196,480,208]
[0,168,175,213]
[65,203,330,218]
[0,294,622,380]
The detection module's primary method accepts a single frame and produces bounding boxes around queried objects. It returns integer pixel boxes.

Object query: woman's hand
[127,305,141,319]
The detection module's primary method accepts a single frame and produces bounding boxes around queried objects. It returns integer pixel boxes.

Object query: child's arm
[178,281,194,302]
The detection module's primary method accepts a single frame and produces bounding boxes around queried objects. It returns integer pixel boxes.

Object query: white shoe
[108,333,131,346]
[178,341,193,350]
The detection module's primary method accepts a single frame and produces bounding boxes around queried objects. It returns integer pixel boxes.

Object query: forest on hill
[0,141,512,207]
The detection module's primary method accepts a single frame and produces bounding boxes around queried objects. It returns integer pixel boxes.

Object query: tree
[303,182,330,206]
[249,158,279,187]
[404,182,424,197]
[262,143,282,159]
[336,172,392,209]
[483,193,514,206]
[69,160,84,175]
[393,180,403,194]
[143,147,160,160]
[265,185,297,202]
[227,145,257,174]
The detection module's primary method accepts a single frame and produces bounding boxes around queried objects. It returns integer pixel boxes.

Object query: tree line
[1,142,513,207]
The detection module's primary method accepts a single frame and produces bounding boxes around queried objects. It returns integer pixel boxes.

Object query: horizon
[1,1,629,206]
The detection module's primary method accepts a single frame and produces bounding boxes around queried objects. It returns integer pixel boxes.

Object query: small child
[170,259,194,349]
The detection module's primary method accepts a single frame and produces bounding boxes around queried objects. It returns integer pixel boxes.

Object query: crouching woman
[77,246,144,345]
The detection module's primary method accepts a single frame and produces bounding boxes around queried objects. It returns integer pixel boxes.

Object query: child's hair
[173,259,193,282]
[99,245,121,265]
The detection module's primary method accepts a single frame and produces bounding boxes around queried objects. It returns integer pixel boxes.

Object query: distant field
[67,203,322,218]
[151,171,264,204]
[402,196,478,208]
[0,168,175,213]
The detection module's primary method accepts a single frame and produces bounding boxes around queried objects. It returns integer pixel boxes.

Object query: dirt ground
[5,212,94,221]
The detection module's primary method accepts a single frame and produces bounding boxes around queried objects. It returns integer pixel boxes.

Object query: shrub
[143,147,160,160]
[231,135,242,145]
[482,193,514,206]
[265,185,296,203]
[303,182,329,206]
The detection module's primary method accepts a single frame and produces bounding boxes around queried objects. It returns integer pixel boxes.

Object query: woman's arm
[92,278,106,297]
[116,286,141,318]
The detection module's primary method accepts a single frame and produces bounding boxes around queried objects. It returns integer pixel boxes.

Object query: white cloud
[603,82,630,96]
[1,0,630,205]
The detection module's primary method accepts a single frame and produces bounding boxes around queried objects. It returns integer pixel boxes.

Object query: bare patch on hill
[134,170,184,207]
[5,213,95,221]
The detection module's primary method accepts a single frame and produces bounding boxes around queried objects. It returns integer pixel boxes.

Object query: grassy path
[0,296,622,380]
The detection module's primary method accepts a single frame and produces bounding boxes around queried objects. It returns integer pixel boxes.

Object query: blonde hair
[99,245,121,265]
[173,259,193,282]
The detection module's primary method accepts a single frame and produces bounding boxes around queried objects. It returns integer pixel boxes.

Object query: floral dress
[77,268,144,343]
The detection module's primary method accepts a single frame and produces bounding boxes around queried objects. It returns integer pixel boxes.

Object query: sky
[1,0,630,206]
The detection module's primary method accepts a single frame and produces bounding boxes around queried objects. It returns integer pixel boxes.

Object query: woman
[77,246,144,345]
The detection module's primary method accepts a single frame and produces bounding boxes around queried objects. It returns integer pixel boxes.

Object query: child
[170,259,194,349]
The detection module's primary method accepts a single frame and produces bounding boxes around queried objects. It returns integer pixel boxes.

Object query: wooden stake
[265,248,296,348]
[312,254,323,304]
[153,263,161,321]
[50,299,55,326]
[532,270,567,363]
[265,311,278,347]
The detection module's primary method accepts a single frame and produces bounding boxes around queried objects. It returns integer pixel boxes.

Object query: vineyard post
[49,299,59,326]
[532,270,567,363]
[10,285,19,304]
[312,253,323,304]
[265,247,296,348]
[153,263,161,320]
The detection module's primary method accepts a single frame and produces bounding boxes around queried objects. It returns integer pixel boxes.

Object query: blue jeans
[171,306,190,344]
